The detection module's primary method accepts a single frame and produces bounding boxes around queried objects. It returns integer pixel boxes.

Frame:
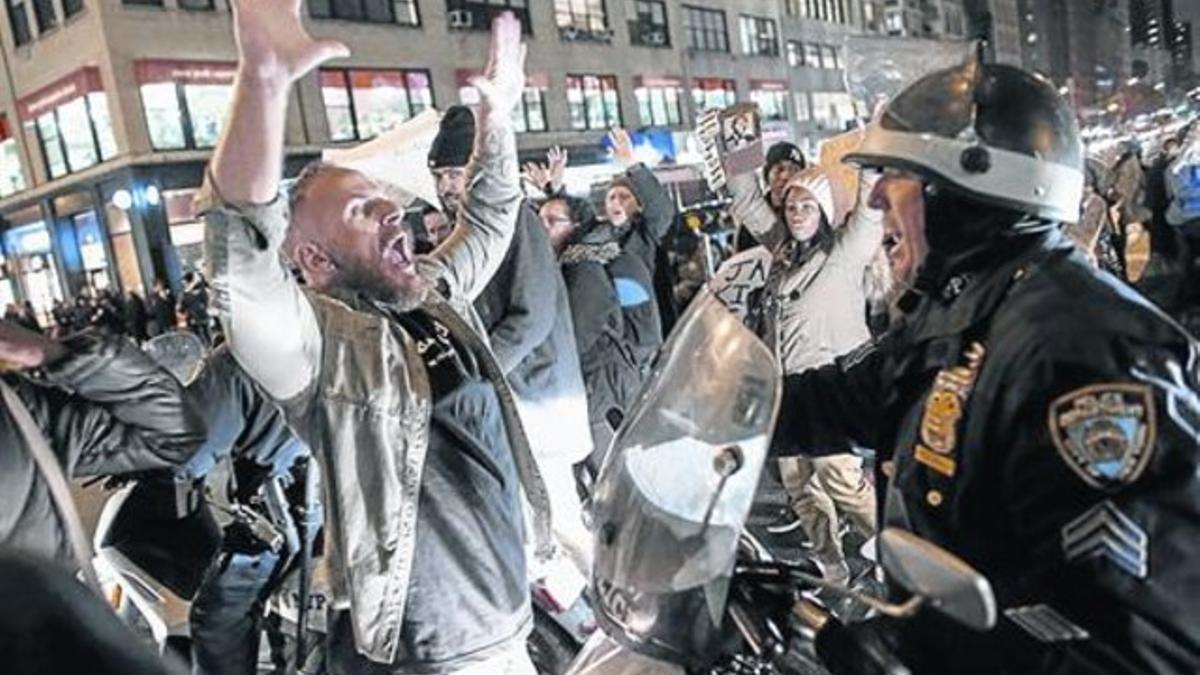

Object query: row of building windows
[783,0,851,25]
[3,64,833,195]
[7,0,84,46]
[5,0,820,59]
[786,40,843,70]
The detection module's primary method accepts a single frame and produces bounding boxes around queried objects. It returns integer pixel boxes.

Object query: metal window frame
[566,73,621,131]
[555,0,608,33]
[35,96,108,178]
[683,4,727,53]
[326,67,435,141]
[630,0,669,48]
[30,0,55,33]
[139,82,189,151]
[636,84,681,127]
[7,0,31,46]
[519,87,548,133]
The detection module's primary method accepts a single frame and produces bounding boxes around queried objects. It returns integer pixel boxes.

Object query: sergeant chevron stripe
[1061,501,1148,579]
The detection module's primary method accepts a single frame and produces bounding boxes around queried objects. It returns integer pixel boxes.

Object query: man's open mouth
[883,229,902,256]
[382,231,413,270]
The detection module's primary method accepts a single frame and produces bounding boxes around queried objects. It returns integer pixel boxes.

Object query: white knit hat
[783,167,840,226]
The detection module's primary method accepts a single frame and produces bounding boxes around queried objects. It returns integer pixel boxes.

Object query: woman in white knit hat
[746,165,881,589]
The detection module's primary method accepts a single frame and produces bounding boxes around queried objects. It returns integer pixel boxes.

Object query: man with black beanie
[764,141,807,209]
[734,141,807,252]
[430,106,595,574]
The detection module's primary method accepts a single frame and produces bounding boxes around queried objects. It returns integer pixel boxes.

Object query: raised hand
[524,162,552,192]
[608,128,636,169]
[547,146,568,191]
[471,12,527,123]
[231,0,349,86]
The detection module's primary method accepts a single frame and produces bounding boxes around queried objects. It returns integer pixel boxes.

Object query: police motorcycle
[91,331,328,672]
[564,289,998,675]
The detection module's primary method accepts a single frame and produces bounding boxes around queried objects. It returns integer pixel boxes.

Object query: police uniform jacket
[772,229,1200,674]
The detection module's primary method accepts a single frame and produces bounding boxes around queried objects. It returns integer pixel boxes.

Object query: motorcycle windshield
[592,290,780,594]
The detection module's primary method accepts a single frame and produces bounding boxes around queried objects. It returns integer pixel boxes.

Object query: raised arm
[726,172,788,251]
[610,129,676,242]
[428,13,527,302]
[838,171,885,267]
[198,0,347,401]
[0,325,207,476]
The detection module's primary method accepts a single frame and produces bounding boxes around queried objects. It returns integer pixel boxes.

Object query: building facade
[1018,0,1132,116]
[1129,0,1195,93]
[0,0,889,317]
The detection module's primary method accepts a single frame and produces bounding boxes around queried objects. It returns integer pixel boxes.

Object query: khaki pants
[778,454,876,583]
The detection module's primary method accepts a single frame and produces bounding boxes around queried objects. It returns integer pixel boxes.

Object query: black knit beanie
[428,106,476,169]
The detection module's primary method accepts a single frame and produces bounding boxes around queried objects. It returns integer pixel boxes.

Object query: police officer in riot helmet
[771,59,1200,673]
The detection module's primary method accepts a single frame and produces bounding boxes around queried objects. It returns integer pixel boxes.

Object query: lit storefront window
[320,68,434,142]
[0,117,27,198]
[513,88,548,133]
[751,82,789,121]
[566,74,621,130]
[691,78,737,114]
[104,200,144,295]
[458,69,548,133]
[4,215,63,320]
[142,82,187,150]
[18,68,119,180]
[635,78,684,128]
[73,210,112,291]
[57,98,100,171]
[164,188,204,272]
[136,60,236,151]
[35,114,68,178]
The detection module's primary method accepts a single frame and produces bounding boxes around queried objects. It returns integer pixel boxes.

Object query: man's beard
[439,194,463,217]
[332,258,430,312]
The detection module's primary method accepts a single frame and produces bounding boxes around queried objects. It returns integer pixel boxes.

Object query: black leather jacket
[0,333,205,565]
[773,230,1200,674]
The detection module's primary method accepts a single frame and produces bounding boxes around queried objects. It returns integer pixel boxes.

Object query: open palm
[231,0,348,84]
[471,12,527,117]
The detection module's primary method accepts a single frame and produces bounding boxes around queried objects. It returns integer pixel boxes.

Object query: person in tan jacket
[733,166,880,585]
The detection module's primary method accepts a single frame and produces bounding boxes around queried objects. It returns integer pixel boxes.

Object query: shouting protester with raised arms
[198,3,550,673]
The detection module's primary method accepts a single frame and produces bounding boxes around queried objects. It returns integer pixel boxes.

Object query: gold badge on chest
[913,342,987,477]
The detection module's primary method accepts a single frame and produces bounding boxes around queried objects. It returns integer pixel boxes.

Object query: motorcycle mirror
[878,528,997,631]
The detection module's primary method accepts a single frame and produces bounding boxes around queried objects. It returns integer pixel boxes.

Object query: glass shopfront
[4,219,63,320]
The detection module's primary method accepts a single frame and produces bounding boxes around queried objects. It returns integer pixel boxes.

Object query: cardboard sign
[707,246,773,321]
[322,108,443,208]
[697,103,766,192]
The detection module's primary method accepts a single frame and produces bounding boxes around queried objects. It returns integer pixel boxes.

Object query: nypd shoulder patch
[1048,383,1156,490]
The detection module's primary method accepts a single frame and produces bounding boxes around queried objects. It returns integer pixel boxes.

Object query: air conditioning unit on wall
[448,9,473,29]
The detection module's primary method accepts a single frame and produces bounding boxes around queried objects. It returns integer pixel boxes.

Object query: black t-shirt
[396,312,475,400]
